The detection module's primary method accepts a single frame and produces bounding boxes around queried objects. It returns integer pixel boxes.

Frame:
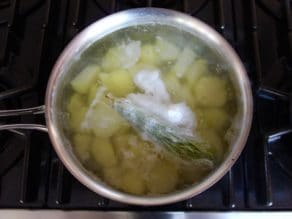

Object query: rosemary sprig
[113,98,214,161]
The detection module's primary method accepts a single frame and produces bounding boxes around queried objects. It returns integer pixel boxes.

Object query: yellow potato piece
[67,94,87,131]
[87,83,99,104]
[73,133,92,162]
[195,76,227,107]
[69,107,87,132]
[155,36,180,61]
[103,167,123,189]
[122,169,146,195]
[128,62,157,76]
[67,93,85,114]
[162,72,181,101]
[199,129,225,160]
[112,133,144,161]
[101,69,135,97]
[101,47,122,72]
[146,160,178,194]
[112,133,131,160]
[162,72,195,107]
[203,108,230,131]
[101,41,141,71]
[184,59,208,86]
[173,47,196,77]
[140,44,159,65]
[70,65,100,94]
[181,161,212,184]
[91,137,117,168]
[88,103,125,138]
[98,72,108,83]
[180,86,195,108]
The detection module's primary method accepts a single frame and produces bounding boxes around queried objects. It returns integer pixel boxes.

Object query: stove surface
[0,0,291,211]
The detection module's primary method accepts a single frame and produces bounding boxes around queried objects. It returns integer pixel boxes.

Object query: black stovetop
[0,0,291,210]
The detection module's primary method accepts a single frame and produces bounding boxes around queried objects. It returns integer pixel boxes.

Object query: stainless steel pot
[0,8,253,205]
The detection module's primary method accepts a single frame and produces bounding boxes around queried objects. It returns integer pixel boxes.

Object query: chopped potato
[195,76,227,107]
[173,47,196,77]
[87,83,100,104]
[203,108,230,131]
[119,41,141,69]
[101,47,122,72]
[67,94,87,131]
[128,62,158,77]
[127,135,146,157]
[184,59,208,86]
[73,133,92,162]
[69,107,87,132]
[181,161,213,184]
[162,72,181,101]
[140,44,159,65]
[112,133,130,147]
[98,72,108,82]
[103,167,123,189]
[91,137,117,167]
[101,41,141,71]
[100,69,135,97]
[163,72,195,107]
[112,133,132,159]
[86,102,125,138]
[112,133,144,160]
[71,65,100,94]
[67,93,86,114]
[200,129,225,160]
[155,36,180,61]
[146,160,178,194]
[121,169,146,195]
[181,86,195,108]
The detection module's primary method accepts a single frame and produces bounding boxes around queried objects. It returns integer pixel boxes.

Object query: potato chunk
[70,65,100,94]
[203,108,230,131]
[199,129,225,160]
[103,167,123,189]
[173,47,196,77]
[91,137,117,168]
[128,62,157,76]
[112,133,137,158]
[119,41,141,69]
[87,83,99,104]
[67,93,85,114]
[73,133,92,162]
[180,160,213,184]
[155,36,180,61]
[184,59,208,86]
[101,41,141,71]
[69,107,87,132]
[121,169,146,195]
[162,72,195,107]
[162,72,181,101]
[101,47,122,72]
[84,102,124,138]
[146,160,178,194]
[181,87,196,108]
[100,69,135,97]
[195,76,227,107]
[140,44,159,65]
[67,94,87,131]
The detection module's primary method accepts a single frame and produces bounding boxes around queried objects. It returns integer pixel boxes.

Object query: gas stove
[0,0,291,215]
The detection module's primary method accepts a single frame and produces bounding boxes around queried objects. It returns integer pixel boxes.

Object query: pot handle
[0,105,48,132]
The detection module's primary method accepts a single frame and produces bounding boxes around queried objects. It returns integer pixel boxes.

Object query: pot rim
[45,8,253,206]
